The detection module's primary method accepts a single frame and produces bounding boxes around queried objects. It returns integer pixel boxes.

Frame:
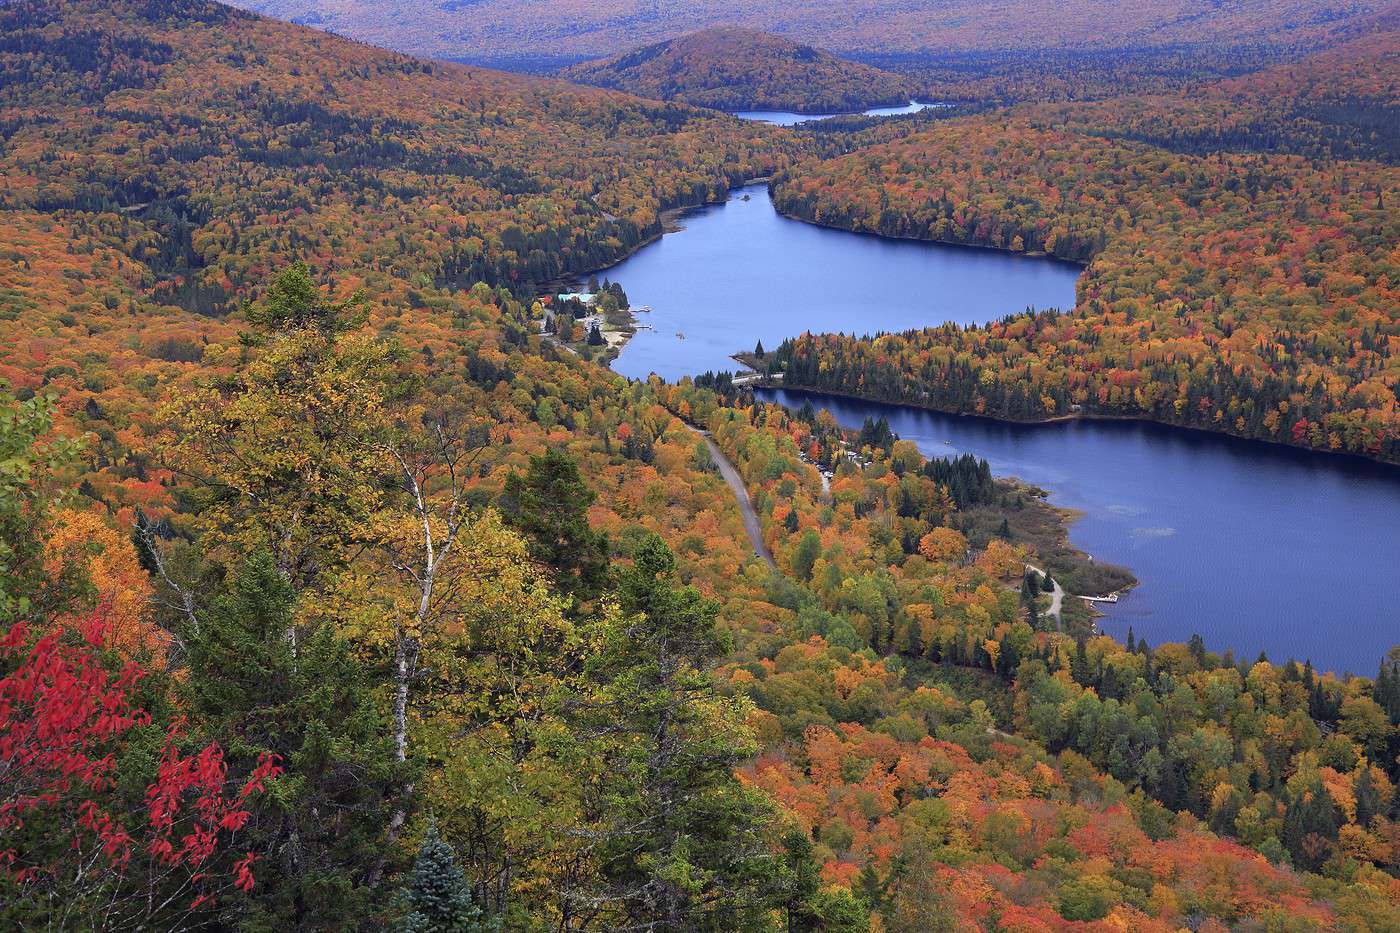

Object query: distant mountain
[561,28,911,113]
[226,0,1394,67]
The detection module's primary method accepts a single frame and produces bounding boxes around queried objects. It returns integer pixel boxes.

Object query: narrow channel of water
[593,184,1400,675]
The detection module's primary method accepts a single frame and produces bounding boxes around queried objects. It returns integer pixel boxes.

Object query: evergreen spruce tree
[401,823,492,933]
[779,830,866,932]
[499,448,609,601]
[1355,767,1384,828]
[582,534,778,930]
[183,551,400,927]
[1071,639,1091,685]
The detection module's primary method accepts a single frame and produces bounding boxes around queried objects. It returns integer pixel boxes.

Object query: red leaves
[144,725,281,880]
[232,852,258,892]
[0,606,282,903]
[0,604,148,840]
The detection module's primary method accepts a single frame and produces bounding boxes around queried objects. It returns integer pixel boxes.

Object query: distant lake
[594,183,1400,676]
[733,100,940,126]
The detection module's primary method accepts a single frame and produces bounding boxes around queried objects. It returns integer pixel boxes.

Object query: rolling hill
[226,0,1396,66]
[561,28,912,113]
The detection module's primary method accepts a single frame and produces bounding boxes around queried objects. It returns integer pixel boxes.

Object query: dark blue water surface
[757,390,1400,676]
[609,186,1080,382]
[733,100,940,126]
[598,184,1400,675]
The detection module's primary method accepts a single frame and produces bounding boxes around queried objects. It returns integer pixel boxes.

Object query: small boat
[676,331,686,340]
[636,305,653,313]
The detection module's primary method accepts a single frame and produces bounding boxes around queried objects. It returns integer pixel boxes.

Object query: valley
[2,0,1399,930]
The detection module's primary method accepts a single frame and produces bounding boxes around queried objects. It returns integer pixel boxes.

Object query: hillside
[227,0,1394,65]
[766,34,1400,461]
[0,0,795,511]
[561,28,911,113]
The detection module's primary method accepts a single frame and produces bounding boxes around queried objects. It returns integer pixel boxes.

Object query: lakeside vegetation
[2,0,1399,929]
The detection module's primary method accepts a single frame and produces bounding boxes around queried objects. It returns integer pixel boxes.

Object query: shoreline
[725,97,923,120]
[567,181,1394,471]
[767,193,1089,269]
[741,377,1400,472]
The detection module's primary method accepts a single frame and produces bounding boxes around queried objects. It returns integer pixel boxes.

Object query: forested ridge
[3,0,1400,930]
[0,0,796,514]
[767,31,1400,462]
[561,29,912,114]
[228,0,1394,65]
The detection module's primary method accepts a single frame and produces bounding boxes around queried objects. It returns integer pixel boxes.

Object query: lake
[757,389,1400,676]
[733,100,939,126]
[596,185,1400,675]
[609,186,1081,382]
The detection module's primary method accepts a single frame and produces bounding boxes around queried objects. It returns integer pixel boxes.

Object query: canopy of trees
[3,0,1399,929]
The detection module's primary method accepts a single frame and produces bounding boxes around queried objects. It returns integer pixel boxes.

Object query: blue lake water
[609,186,1080,382]
[733,100,939,126]
[596,184,1400,675]
[757,389,1400,676]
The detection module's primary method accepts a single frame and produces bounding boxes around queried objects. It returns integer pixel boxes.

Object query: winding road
[1025,563,1064,626]
[687,426,776,569]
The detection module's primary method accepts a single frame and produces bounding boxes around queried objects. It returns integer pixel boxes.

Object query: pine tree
[781,830,868,932]
[1071,639,1091,685]
[401,823,492,933]
[1355,767,1384,828]
[499,448,609,601]
[581,534,778,929]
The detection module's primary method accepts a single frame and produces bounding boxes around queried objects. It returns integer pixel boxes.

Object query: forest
[561,29,912,114]
[3,0,1400,930]
[766,29,1400,462]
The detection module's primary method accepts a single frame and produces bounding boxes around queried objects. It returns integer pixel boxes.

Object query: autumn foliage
[563,28,912,113]
[769,36,1400,461]
[0,605,280,921]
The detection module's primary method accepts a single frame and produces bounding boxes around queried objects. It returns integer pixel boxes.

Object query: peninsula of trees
[766,29,1400,461]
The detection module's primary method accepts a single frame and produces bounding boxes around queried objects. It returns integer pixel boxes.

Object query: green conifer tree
[401,823,492,933]
[499,448,609,601]
[184,551,400,927]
